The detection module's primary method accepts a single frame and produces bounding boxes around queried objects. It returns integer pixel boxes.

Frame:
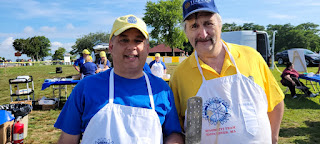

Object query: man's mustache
[195,37,214,46]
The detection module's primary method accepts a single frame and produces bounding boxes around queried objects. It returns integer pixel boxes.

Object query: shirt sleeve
[149,61,154,68]
[54,82,84,135]
[161,61,167,69]
[162,88,182,136]
[259,56,285,112]
[74,58,79,66]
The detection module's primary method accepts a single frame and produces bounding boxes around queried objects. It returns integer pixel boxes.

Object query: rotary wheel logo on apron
[202,97,231,125]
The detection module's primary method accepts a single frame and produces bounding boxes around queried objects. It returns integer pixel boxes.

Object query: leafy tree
[13,36,51,61]
[267,23,320,53]
[52,47,66,60]
[70,32,110,55]
[242,23,265,31]
[222,23,243,32]
[149,40,158,48]
[143,0,188,56]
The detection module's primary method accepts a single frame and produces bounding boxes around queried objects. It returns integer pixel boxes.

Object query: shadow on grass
[280,121,320,144]
[284,94,320,109]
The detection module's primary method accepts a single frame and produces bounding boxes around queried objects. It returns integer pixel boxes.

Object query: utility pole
[270,30,277,70]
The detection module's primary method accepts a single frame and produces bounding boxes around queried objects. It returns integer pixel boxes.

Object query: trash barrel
[56,67,62,73]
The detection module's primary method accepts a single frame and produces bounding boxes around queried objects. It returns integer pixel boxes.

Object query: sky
[1,0,320,61]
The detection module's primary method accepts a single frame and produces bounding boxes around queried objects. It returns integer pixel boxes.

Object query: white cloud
[269,14,296,20]
[23,26,34,33]
[1,37,14,50]
[50,41,74,54]
[66,23,75,30]
[40,26,56,33]
[0,37,25,60]
[222,18,253,25]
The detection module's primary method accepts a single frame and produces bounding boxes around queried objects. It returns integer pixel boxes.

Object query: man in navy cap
[170,0,284,143]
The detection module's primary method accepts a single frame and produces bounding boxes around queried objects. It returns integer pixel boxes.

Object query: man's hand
[164,132,184,144]
[57,131,80,144]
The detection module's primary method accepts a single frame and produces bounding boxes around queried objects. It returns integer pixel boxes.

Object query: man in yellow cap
[73,49,90,73]
[96,51,111,73]
[149,53,167,78]
[55,14,183,144]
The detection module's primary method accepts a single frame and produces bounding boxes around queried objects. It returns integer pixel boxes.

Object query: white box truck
[221,30,271,66]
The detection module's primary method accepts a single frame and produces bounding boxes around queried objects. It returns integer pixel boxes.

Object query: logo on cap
[127,16,137,24]
[184,2,191,9]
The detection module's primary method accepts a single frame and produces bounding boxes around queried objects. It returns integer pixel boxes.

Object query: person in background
[73,49,90,73]
[80,56,97,78]
[27,59,32,66]
[169,0,285,143]
[281,62,318,99]
[55,14,183,144]
[96,51,110,73]
[149,53,167,78]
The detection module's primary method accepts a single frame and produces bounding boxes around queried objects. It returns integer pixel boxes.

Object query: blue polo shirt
[74,57,85,68]
[80,62,97,77]
[54,69,181,136]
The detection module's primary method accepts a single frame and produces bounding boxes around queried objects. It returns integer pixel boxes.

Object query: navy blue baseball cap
[183,0,219,21]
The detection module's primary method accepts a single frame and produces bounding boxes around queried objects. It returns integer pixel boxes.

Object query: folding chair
[295,86,310,100]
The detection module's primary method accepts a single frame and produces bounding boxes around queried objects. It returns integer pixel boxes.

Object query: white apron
[81,69,163,144]
[151,61,164,78]
[98,60,105,70]
[185,43,272,144]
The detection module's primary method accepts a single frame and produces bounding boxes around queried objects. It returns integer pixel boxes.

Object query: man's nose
[197,26,208,39]
[127,42,138,50]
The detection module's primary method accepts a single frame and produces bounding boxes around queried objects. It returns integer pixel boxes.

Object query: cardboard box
[42,103,58,110]
[39,99,56,105]
[10,100,33,106]
[0,120,14,144]
[15,88,32,95]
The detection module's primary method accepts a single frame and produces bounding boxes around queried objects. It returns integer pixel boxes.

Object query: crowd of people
[53,0,309,143]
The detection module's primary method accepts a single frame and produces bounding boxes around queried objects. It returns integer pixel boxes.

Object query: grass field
[1,63,320,143]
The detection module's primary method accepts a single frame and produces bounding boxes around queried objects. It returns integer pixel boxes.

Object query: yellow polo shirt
[169,41,284,128]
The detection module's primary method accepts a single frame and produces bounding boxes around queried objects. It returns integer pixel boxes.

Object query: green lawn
[1,63,320,143]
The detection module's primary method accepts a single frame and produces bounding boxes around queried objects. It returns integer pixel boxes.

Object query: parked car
[275,48,320,66]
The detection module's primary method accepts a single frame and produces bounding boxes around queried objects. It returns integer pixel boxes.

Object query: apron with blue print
[185,42,272,143]
[81,69,163,144]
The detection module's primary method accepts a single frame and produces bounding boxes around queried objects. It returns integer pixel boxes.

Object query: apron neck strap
[194,41,240,80]
[109,69,155,110]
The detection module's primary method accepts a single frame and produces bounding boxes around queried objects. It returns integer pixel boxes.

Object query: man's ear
[146,41,150,54]
[109,41,113,53]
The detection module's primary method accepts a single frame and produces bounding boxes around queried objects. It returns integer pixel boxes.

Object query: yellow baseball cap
[82,49,90,54]
[155,53,160,57]
[109,14,149,41]
[100,51,106,58]
[88,56,92,60]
